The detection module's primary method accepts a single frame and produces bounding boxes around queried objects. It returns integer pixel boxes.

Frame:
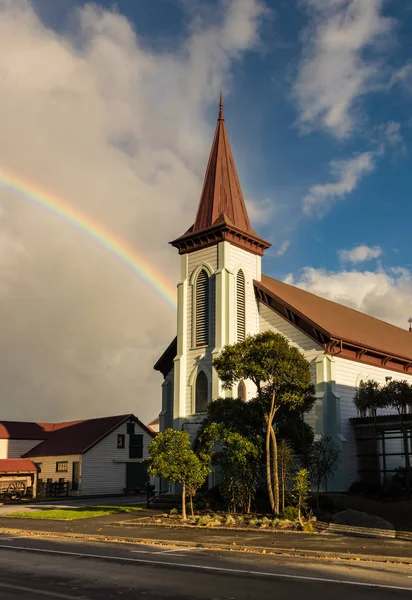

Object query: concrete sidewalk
[1,513,412,564]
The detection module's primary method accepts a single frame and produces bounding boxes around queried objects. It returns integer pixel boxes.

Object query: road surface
[0,533,411,598]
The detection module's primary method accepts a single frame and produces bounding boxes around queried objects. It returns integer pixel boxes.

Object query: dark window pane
[127,422,135,435]
[129,434,143,459]
[195,371,208,413]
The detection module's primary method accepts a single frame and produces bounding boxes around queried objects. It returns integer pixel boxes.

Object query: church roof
[170,95,270,256]
[154,273,412,377]
[192,93,255,235]
[256,275,412,371]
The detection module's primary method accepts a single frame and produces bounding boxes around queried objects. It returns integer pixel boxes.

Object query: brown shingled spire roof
[192,93,254,235]
[171,95,270,256]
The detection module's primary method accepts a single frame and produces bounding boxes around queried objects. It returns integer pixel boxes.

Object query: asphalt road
[0,533,411,599]
[0,494,147,515]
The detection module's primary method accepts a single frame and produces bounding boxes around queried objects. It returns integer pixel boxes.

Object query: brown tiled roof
[257,275,412,362]
[24,414,155,457]
[0,458,38,473]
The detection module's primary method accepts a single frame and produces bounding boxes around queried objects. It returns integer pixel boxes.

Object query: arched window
[236,269,245,342]
[195,371,208,413]
[196,270,209,346]
[237,381,246,402]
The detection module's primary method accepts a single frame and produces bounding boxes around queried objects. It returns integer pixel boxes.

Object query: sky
[1,0,412,423]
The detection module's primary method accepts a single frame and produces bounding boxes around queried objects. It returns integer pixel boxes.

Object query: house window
[195,371,208,413]
[237,381,246,402]
[196,269,209,346]
[127,422,135,435]
[236,269,245,342]
[56,461,68,473]
[129,434,144,459]
[117,434,125,448]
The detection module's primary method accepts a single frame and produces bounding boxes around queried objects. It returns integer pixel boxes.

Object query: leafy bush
[280,506,298,520]
[302,521,314,533]
[169,508,179,515]
[224,514,236,526]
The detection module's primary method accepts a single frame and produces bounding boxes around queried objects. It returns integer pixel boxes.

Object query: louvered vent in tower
[196,269,209,346]
[236,269,245,342]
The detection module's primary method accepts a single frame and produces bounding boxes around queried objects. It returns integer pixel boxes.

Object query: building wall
[32,454,81,486]
[259,302,324,425]
[0,439,44,459]
[333,356,412,490]
[81,421,153,496]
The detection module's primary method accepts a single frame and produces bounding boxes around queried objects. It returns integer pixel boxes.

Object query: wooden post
[32,472,37,500]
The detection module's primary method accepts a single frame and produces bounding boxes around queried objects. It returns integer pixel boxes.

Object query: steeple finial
[218,91,224,121]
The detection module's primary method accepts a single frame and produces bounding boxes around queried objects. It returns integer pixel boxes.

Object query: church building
[154,96,412,492]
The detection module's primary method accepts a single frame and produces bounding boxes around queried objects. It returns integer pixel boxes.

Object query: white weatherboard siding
[259,302,324,429]
[80,422,152,496]
[33,454,81,483]
[333,356,412,490]
[0,439,44,459]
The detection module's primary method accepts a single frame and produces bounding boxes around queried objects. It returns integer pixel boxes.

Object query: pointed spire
[192,94,254,234]
[218,91,224,121]
[170,94,271,256]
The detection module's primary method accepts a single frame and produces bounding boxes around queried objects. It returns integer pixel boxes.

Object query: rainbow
[0,169,177,310]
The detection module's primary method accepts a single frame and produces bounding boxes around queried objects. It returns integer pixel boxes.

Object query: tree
[382,380,412,488]
[309,436,340,509]
[293,468,310,527]
[213,331,314,514]
[277,440,294,511]
[198,422,260,513]
[354,380,387,419]
[146,429,210,519]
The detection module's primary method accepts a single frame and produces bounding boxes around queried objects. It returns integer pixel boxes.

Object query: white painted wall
[0,439,45,459]
[32,454,81,484]
[81,421,153,496]
[333,356,412,489]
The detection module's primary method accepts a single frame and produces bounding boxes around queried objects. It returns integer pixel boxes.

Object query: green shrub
[302,521,314,532]
[224,514,236,526]
[169,508,179,515]
[280,506,298,520]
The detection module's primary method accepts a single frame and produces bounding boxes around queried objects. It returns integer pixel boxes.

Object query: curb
[1,526,412,565]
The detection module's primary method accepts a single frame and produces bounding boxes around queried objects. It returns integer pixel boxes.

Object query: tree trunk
[280,465,285,511]
[189,494,194,517]
[270,425,279,514]
[265,414,275,513]
[181,483,186,520]
[400,414,411,489]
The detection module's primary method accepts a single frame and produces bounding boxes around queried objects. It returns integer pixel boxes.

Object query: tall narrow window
[195,371,208,413]
[237,381,246,402]
[236,269,245,342]
[196,269,209,346]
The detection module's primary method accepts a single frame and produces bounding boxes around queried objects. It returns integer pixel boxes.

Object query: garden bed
[127,510,316,532]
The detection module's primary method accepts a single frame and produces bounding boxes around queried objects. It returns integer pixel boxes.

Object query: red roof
[24,414,154,458]
[170,96,270,257]
[0,420,78,440]
[258,275,412,362]
[0,459,38,473]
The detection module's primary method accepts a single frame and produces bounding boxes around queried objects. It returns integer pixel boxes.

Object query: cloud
[303,151,375,216]
[339,245,382,263]
[390,61,412,90]
[293,0,394,138]
[0,0,265,422]
[285,265,412,330]
[276,240,290,257]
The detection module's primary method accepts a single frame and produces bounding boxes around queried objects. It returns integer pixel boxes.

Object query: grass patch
[4,505,143,521]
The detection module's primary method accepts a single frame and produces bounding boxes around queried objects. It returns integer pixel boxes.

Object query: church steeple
[171,95,270,256]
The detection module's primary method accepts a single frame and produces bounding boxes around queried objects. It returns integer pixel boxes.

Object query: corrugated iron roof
[258,275,412,361]
[0,458,38,473]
